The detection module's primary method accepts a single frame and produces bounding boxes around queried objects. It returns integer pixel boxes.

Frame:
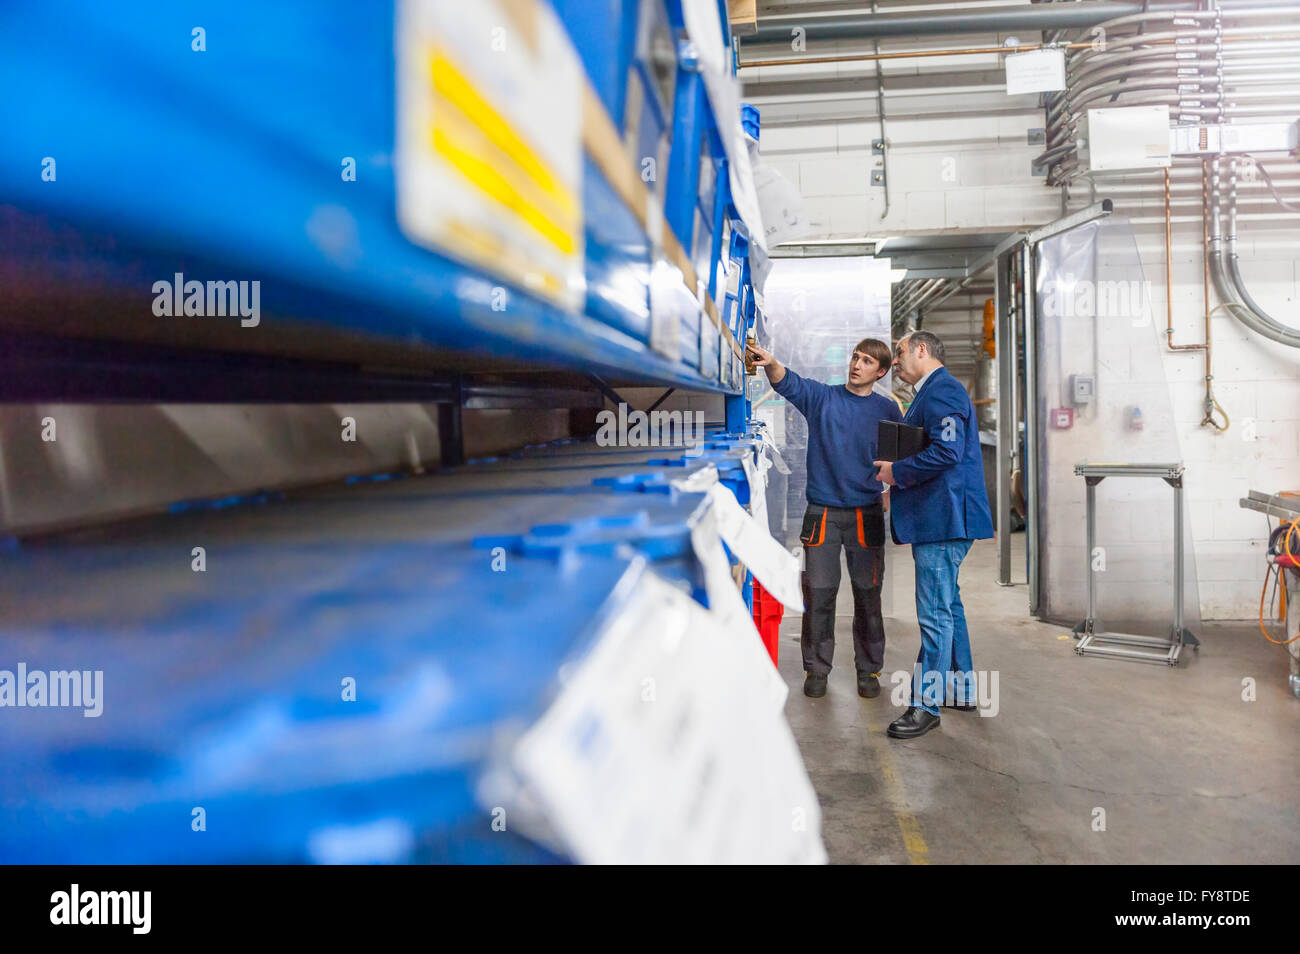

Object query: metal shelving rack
[0,2,818,863]
[0,0,754,413]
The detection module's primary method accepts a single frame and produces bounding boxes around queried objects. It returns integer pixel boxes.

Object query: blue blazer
[890,366,995,545]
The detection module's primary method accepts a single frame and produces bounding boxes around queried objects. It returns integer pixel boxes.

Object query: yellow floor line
[865,715,930,865]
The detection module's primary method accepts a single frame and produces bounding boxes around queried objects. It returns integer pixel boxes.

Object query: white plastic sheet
[752,256,894,540]
[509,563,826,864]
[1034,217,1202,631]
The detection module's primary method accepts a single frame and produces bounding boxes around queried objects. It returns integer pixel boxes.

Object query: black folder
[877,420,927,462]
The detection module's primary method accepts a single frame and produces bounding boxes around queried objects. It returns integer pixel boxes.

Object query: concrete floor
[778,533,1300,864]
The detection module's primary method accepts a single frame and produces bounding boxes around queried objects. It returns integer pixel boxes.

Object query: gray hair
[901,330,946,365]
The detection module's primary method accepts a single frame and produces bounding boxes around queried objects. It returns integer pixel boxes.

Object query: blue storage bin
[0,0,741,395]
[0,440,761,863]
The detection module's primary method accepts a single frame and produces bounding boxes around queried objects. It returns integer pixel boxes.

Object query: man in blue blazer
[873,331,994,740]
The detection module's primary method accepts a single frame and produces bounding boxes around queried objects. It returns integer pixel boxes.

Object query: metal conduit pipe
[1046,73,1300,147]
[1060,78,1211,116]
[898,280,953,318]
[1068,82,1300,119]
[750,2,1146,44]
[1051,84,1300,133]
[1066,39,1300,89]
[1034,142,1080,166]
[892,282,944,322]
[1055,58,1199,109]
[1092,3,1300,33]
[1063,22,1298,77]
[1208,161,1242,334]
[919,276,985,319]
[1064,54,1199,93]
[1050,100,1300,155]
[895,283,957,329]
[1051,143,1300,185]
[1055,57,1196,102]
[892,278,942,314]
[1066,27,1217,67]
[1225,157,1300,345]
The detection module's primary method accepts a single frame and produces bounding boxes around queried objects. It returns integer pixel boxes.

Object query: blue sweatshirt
[773,368,903,509]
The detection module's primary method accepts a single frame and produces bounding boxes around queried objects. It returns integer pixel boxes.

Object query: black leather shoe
[942,700,978,711]
[803,673,828,698]
[887,707,940,739]
[857,673,881,698]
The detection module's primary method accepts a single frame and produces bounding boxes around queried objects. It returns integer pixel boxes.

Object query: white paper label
[758,429,791,475]
[690,505,790,706]
[741,451,770,536]
[509,565,825,864]
[1005,48,1066,96]
[395,0,585,309]
[648,258,688,361]
[670,463,719,494]
[706,484,802,612]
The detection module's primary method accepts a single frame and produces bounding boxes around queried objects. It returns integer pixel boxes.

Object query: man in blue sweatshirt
[748,338,903,699]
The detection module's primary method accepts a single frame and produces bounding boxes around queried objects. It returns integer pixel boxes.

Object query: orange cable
[1259,516,1300,646]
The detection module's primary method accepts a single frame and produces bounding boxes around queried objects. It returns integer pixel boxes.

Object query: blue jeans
[911,539,975,716]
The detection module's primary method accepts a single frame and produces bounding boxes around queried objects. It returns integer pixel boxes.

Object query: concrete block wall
[1133,224,1300,619]
[749,31,1062,236]
[760,110,1063,236]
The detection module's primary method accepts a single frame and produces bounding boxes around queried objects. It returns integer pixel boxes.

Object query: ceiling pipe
[750,2,1146,44]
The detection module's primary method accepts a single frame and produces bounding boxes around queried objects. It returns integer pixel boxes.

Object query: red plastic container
[751,580,783,667]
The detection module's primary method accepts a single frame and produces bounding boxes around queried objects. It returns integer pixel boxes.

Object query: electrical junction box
[1070,374,1095,405]
[1169,120,1300,157]
[1051,407,1075,430]
[1079,105,1171,172]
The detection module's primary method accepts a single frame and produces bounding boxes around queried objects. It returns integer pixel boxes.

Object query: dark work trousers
[798,503,887,677]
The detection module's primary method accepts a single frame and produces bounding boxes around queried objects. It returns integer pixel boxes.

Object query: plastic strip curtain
[749,256,894,543]
[1035,217,1202,632]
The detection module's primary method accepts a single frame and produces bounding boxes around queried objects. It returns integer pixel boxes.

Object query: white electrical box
[1079,106,1172,172]
[1169,121,1300,157]
[1070,374,1095,406]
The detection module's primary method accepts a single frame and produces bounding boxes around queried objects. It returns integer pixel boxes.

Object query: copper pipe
[1167,166,1206,352]
[1201,160,1215,413]
[1202,161,1211,344]
[738,41,1096,69]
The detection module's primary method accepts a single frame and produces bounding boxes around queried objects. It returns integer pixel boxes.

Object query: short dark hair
[903,330,946,365]
[853,338,893,379]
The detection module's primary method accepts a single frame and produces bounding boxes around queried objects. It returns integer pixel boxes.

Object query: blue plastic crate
[0,0,741,395]
[0,534,645,863]
[0,442,750,862]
